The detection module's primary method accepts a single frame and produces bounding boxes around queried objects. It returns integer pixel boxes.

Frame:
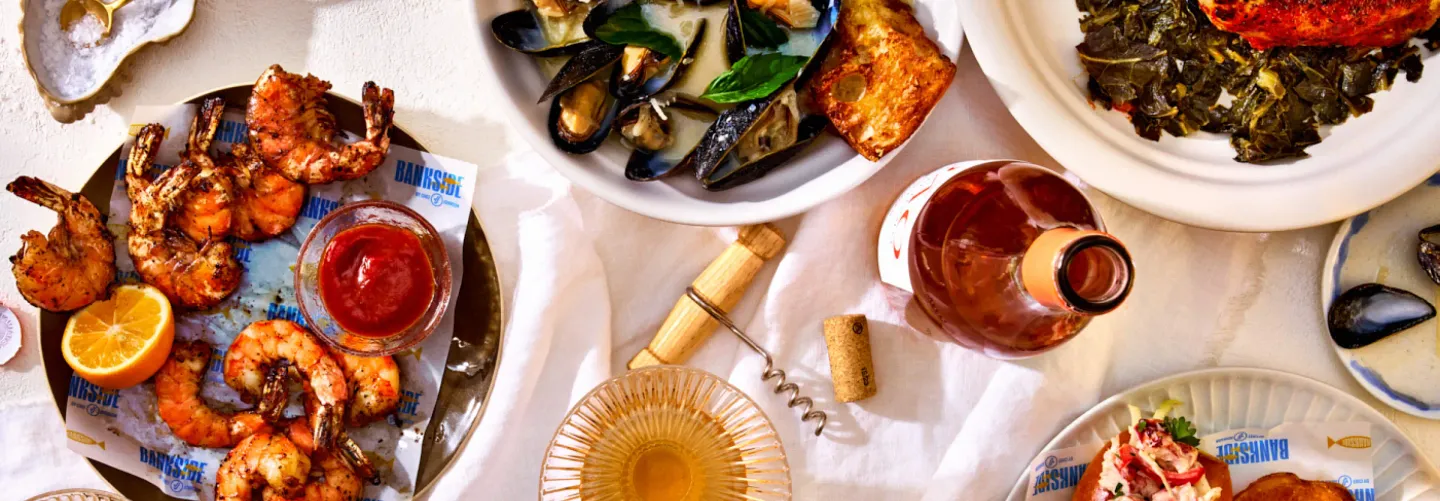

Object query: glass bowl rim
[294,199,454,356]
[538,365,793,500]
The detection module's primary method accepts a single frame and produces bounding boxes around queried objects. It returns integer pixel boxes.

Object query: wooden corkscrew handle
[628,224,787,369]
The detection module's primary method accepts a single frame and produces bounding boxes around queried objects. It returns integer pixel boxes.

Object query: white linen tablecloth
[2,3,1437,494]
[425,52,1440,499]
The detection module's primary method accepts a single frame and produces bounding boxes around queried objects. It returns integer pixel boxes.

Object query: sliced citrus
[62,284,174,389]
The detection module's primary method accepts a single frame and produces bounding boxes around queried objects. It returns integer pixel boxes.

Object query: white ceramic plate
[474,0,964,226]
[1322,177,1440,420]
[1005,368,1440,501]
[959,2,1440,232]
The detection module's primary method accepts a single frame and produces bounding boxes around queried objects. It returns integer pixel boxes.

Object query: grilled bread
[1235,473,1355,501]
[806,0,955,161]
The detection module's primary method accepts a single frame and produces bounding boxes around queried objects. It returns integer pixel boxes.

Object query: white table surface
[1,1,1436,499]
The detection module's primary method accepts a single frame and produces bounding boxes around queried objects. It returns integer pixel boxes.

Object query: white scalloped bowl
[473,0,964,226]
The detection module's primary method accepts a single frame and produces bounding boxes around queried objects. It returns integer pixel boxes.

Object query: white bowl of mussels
[475,0,964,226]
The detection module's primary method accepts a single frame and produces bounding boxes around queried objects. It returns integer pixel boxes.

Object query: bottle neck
[1020,227,1133,315]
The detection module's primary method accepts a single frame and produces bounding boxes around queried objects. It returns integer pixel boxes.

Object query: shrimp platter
[56,82,482,501]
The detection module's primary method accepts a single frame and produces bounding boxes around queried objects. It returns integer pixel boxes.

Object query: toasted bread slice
[807,0,956,161]
[1235,472,1355,501]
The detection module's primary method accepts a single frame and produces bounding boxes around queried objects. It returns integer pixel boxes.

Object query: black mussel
[725,0,747,64]
[1418,225,1440,285]
[491,9,592,57]
[1328,283,1436,349]
[725,0,839,64]
[538,41,625,104]
[549,78,621,154]
[685,86,826,190]
[582,0,627,39]
[612,19,708,101]
[621,97,721,181]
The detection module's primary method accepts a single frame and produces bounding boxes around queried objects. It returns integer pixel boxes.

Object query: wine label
[876,160,998,293]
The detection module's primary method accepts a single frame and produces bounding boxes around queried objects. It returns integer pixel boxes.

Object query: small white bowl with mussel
[476,0,963,225]
[1323,178,1440,420]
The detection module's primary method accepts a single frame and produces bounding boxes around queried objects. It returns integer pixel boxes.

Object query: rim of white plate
[474,0,965,226]
[1321,199,1440,420]
[960,1,1440,232]
[1004,367,1440,500]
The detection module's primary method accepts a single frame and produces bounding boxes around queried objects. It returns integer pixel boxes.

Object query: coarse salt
[26,0,182,100]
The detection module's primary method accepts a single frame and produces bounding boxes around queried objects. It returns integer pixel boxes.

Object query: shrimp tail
[188,97,226,158]
[6,176,71,212]
[336,433,381,485]
[361,82,395,144]
[128,124,166,180]
[258,364,291,423]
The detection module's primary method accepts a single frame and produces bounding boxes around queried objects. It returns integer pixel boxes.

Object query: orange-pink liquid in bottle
[879,161,1133,358]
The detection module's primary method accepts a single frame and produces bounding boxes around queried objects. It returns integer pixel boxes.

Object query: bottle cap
[822,314,877,403]
[1020,227,1133,314]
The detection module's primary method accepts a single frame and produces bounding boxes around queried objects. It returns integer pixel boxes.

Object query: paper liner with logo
[1023,422,1374,500]
[61,104,478,500]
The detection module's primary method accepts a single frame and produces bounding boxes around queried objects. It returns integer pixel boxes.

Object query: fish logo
[1328,436,1372,449]
[67,429,106,450]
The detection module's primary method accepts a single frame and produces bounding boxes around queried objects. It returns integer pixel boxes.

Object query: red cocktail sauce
[318,223,435,338]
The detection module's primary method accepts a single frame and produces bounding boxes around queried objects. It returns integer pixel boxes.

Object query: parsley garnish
[1162,416,1200,447]
[1137,420,1147,431]
[1113,483,1124,496]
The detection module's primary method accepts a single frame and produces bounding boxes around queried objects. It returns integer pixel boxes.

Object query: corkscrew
[686,286,828,436]
[626,224,827,436]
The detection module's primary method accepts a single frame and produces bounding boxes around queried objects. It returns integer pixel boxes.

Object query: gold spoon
[58,0,132,42]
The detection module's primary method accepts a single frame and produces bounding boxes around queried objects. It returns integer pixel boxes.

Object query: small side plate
[1322,176,1440,420]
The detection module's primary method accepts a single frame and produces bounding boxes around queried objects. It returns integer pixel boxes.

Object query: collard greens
[1076,0,1436,163]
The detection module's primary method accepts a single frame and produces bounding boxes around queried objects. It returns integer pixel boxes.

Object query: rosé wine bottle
[877,160,1133,358]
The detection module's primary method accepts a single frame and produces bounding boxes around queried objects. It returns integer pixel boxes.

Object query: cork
[822,314,877,402]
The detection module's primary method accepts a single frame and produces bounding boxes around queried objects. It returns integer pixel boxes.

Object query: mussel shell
[700,115,827,191]
[724,0,746,64]
[582,0,627,39]
[538,41,625,104]
[623,97,721,181]
[491,9,592,57]
[1328,283,1436,349]
[725,0,840,64]
[548,80,622,154]
[1419,224,1440,285]
[612,19,708,101]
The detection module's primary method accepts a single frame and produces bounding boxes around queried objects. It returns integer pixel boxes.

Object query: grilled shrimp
[269,420,364,501]
[125,124,243,309]
[223,320,348,448]
[6,177,115,312]
[247,65,395,184]
[333,351,400,427]
[229,142,306,241]
[175,98,236,243]
[155,341,275,447]
[216,433,311,501]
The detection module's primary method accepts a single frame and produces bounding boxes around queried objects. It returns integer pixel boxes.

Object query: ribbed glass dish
[540,366,792,501]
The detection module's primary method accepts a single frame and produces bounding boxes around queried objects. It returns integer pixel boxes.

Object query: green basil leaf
[594,3,684,60]
[701,53,808,103]
[740,4,787,49]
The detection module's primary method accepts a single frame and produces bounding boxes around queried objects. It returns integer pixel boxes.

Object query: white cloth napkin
[425,51,1368,500]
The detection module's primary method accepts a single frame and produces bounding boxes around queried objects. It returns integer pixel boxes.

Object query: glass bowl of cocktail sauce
[295,200,452,356]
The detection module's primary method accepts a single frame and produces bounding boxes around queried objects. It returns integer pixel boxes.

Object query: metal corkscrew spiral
[686,286,828,436]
